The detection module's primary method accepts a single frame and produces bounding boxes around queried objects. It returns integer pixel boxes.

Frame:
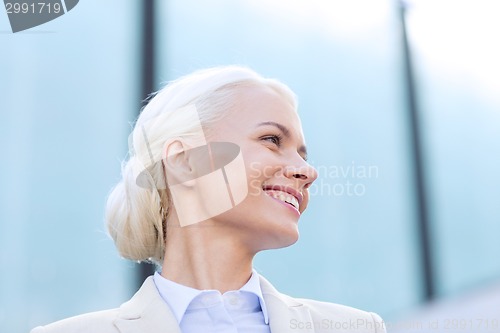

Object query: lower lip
[264,193,301,217]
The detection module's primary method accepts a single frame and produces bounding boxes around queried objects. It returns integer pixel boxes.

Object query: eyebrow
[256,121,308,159]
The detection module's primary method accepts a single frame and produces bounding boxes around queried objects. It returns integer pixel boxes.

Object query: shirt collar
[153,269,269,325]
[153,271,200,324]
[241,269,269,324]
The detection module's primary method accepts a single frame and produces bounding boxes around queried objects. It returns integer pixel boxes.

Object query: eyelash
[261,134,283,147]
[260,134,308,161]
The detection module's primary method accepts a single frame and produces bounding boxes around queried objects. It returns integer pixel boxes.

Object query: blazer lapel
[113,277,181,333]
[113,274,315,333]
[259,275,315,333]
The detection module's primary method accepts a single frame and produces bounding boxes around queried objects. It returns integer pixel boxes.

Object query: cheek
[299,190,310,213]
[244,159,276,195]
[248,177,262,197]
[241,146,283,195]
[246,162,282,196]
[245,160,262,196]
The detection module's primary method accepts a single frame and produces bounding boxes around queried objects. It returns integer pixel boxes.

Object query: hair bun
[105,157,165,264]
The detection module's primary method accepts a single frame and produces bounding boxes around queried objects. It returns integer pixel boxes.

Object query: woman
[31,66,386,333]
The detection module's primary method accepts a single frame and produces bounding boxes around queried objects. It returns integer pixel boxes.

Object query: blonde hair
[105,66,297,265]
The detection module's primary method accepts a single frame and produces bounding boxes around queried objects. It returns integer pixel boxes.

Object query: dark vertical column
[398,0,435,301]
[141,0,156,108]
[137,0,157,287]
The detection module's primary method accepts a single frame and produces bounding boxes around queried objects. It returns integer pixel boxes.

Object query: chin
[272,236,299,250]
[279,227,300,247]
[215,196,302,250]
[258,223,300,251]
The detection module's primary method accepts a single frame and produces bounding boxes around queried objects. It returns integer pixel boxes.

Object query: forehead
[211,84,304,140]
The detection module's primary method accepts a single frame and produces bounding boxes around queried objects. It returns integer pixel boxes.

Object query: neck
[161,220,255,293]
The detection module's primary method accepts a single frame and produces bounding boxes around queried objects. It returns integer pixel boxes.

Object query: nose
[284,159,318,188]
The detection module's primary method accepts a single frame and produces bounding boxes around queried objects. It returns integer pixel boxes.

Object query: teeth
[287,196,299,209]
[264,190,299,210]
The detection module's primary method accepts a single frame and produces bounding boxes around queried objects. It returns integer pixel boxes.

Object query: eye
[261,134,282,147]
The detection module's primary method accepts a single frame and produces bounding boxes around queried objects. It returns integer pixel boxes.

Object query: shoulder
[30,308,120,333]
[29,277,174,333]
[297,296,376,317]
[258,274,385,332]
[296,297,386,332]
[296,298,384,326]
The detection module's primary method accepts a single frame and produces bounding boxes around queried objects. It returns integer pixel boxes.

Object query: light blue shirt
[153,269,270,333]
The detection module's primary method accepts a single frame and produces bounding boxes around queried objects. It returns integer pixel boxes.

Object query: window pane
[157,0,423,317]
[0,2,140,331]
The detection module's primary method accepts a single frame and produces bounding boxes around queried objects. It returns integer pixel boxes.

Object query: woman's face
[207,84,318,251]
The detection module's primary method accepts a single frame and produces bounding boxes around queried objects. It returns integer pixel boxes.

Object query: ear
[162,139,195,187]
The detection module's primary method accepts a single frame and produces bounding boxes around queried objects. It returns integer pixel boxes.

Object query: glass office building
[1,1,499,332]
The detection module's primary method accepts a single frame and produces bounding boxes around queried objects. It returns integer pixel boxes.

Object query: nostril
[293,173,307,180]
[303,181,313,189]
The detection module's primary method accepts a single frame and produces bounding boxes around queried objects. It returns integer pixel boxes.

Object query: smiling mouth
[263,189,300,210]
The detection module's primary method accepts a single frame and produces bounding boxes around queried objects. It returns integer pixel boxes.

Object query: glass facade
[156,0,422,317]
[406,0,500,297]
[0,1,140,332]
[1,0,499,332]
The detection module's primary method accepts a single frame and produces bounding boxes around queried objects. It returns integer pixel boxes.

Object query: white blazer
[31,275,386,333]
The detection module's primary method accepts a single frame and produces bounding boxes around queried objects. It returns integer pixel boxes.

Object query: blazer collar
[259,274,315,333]
[113,277,181,333]
[113,274,314,333]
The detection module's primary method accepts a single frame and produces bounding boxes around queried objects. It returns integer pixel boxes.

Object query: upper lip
[262,185,303,206]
